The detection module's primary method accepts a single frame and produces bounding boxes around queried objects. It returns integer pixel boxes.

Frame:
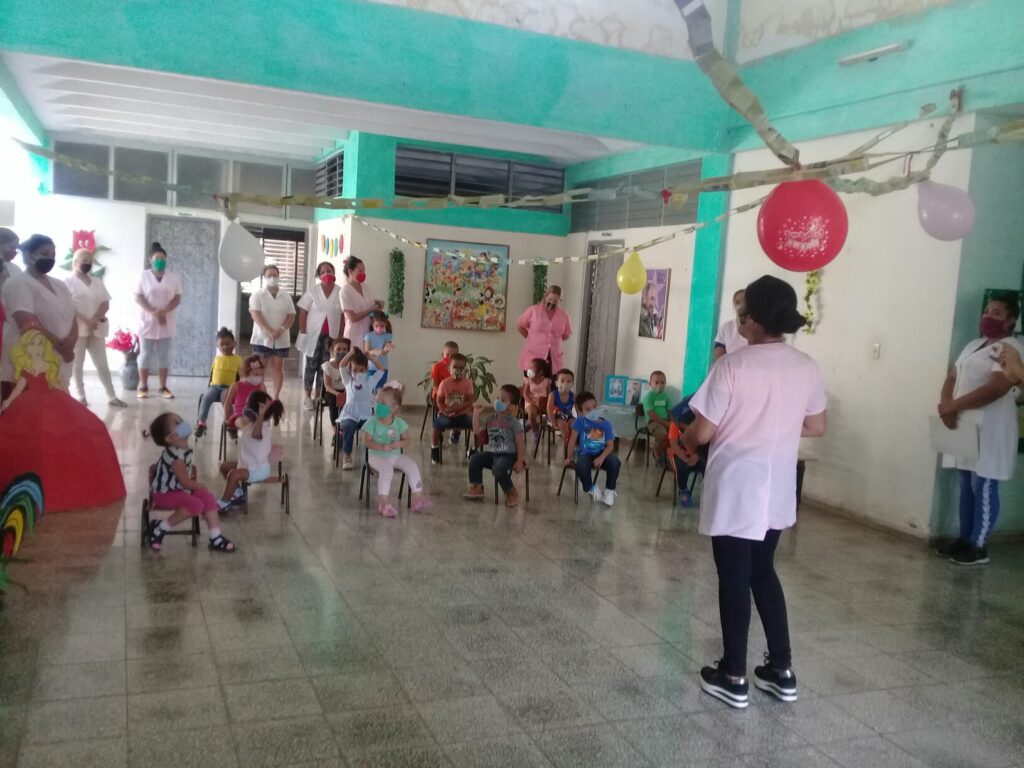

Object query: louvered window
[453,155,509,196]
[239,226,307,296]
[570,159,702,232]
[394,146,453,197]
[511,162,565,213]
[314,153,344,198]
[53,141,110,198]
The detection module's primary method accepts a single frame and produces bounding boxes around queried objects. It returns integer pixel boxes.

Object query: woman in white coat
[65,248,126,407]
[297,261,343,410]
[936,296,1022,566]
[248,264,295,400]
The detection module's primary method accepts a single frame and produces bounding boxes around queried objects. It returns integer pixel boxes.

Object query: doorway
[576,239,624,395]
[145,216,221,377]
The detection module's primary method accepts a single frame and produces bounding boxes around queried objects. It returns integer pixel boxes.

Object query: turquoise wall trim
[316,132,569,236]
[931,119,1024,539]
[682,155,731,395]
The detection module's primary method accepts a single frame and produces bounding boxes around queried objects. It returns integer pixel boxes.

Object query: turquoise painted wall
[931,117,1024,539]
[318,132,569,236]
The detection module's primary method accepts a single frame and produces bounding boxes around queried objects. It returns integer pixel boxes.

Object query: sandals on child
[146,519,166,551]
[208,534,236,552]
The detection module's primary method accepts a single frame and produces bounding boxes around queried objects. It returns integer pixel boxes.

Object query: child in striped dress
[143,412,235,553]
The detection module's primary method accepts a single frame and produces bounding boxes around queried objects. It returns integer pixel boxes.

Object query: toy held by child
[361,382,432,518]
[431,353,475,464]
[196,327,241,438]
[522,357,552,441]
[566,391,620,506]
[642,370,672,466]
[143,412,235,552]
[464,384,527,507]
[222,355,267,438]
[546,368,576,452]
[337,348,386,470]
[363,311,394,391]
[219,392,286,507]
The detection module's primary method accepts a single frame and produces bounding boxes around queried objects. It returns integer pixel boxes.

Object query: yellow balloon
[616,251,646,294]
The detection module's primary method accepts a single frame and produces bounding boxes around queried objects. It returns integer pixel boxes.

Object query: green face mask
[374,403,392,419]
[152,258,167,272]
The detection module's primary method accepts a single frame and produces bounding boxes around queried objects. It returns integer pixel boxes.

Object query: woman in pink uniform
[517,285,572,375]
[684,275,828,710]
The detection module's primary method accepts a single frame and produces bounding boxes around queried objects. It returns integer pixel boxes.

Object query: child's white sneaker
[589,486,602,503]
[602,488,617,507]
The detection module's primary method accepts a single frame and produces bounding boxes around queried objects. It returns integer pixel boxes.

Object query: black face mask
[79,263,93,274]
[33,258,56,274]
[546,302,556,310]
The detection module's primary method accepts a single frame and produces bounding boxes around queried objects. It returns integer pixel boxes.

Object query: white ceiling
[2,52,643,165]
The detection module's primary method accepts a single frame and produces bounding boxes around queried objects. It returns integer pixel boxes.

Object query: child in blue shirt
[336,348,386,470]
[565,391,621,506]
[362,311,394,391]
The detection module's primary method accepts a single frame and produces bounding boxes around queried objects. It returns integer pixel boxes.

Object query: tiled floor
[3,376,1024,768]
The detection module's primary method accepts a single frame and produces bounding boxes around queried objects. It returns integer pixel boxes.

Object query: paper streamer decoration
[219,221,265,282]
[757,181,848,272]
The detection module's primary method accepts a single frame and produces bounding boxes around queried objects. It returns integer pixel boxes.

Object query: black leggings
[711,530,791,677]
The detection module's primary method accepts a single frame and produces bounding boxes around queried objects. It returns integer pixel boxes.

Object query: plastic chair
[140,464,200,548]
[656,459,700,508]
[358,447,410,509]
[435,426,471,466]
[493,466,530,504]
[624,404,652,467]
[419,392,438,440]
[557,461,605,504]
[239,456,290,515]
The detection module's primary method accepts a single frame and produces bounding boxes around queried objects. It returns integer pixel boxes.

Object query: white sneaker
[589,487,602,503]
[302,398,316,411]
[602,488,617,507]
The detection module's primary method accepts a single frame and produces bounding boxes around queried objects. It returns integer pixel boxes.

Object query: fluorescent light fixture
[838,42,910,67]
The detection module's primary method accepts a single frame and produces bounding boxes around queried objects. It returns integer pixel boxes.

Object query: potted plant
[106,328,140,391]
[418,353,497,403]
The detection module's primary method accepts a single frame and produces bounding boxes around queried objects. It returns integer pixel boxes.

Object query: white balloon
[219,221,264,282]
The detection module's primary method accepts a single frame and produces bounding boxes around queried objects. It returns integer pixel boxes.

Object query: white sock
[158,520,172,533]
[209,527,222,539]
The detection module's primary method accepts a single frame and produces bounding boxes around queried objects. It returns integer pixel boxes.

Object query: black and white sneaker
[935,538,969,558]
[753,657,798,702]
[430,445,441,465]
[699,662,749,709]
[951,547,989,566]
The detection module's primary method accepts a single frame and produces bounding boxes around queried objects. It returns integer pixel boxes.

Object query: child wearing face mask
[142,412,235,553]
[196,328,242,438]
[363,311,395,391]
[464,384,528,507]
[522,357,552,441]
[431,353,476,464]
[218,391,286,507]
[642,370,672,466]
[361,383,432,517]
[337,348,386,470]
[430,341,463,445]
[566,391,620,507]
[223,355,267,438]
[321,337,351,433]
[546,368,576,452]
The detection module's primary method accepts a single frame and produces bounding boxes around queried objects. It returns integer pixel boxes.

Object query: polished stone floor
[2,375,1024,768]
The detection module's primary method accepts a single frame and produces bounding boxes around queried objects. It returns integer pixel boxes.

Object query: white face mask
[557,382,571,392]
[526,369,536,379]
[353,372,366,384]
[265,276,279,288]
[247,375,263,385]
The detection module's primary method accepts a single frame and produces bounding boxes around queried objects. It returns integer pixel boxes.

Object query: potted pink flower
[106,329,140,390]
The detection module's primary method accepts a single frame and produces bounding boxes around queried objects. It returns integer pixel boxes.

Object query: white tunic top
[941,337,1023,482]
[690,343,827,540]
[297,283,343,339]
[65,273,112,338]
[239,421,273,471]
[135,269,182,339]
[340,282,376,347]
[0,261,23,371]
[714,318,748,354]
[0,270,77,382]
[248,287,295,350]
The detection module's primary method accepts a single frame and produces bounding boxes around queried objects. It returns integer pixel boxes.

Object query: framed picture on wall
[638,268,671,340]
[421,239,509,332]
[626,378,645,406]
[604,375,627,405]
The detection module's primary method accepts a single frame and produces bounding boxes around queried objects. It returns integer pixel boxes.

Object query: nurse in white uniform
[66,248,126,407]
[0,228,23,397]
[685,275,827,710]
[937,296,1022,566]
[713,288,749,360]
[134,242,182,399]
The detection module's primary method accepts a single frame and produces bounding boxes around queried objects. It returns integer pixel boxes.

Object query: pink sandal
[411,496,433,513]
[378,503,398,519]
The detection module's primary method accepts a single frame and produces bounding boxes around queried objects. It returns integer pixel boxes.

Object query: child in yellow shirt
[196,328,242,438]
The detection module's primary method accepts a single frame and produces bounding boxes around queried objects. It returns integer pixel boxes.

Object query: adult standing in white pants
[134,241,181,400]
[65,248,126,407]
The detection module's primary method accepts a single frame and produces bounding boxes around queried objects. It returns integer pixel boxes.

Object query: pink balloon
[917,180,976,241]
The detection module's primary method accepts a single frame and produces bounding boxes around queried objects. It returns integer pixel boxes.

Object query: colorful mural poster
[421,239,509,332]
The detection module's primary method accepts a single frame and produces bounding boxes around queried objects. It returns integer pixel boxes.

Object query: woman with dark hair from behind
[684,275,827,710]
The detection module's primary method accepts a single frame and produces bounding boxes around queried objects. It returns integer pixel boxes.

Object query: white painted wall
[334,216,569,396]
[561,228,694,402]
[719,115,975,536]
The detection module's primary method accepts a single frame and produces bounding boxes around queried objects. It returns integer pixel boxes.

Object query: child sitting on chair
[642,370,672,466]
[464,384,527,507]
[196,327,241,438]
[143,412,235,553]
[522,357,552,442]
[361,382,432,518]
[667,395,706,508]
[219,391,285,507]
[337,348,386,470]
[223,355,267,438]
[363,311,394,391]
[565,391,620,507]
[431,353,475,464]
[546,368,576,451]
[321,337,351,431]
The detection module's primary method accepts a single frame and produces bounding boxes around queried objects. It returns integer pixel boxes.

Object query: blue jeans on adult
[576,452,621,492]
[339,418,366,455]
[469,451,517,491]
[958,470,1000,547]
[198,384,228,423]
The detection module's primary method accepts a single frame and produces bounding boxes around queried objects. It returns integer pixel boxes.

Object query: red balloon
[757,180,849,272]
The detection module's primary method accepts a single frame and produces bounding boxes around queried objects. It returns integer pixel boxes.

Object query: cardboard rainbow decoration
[0,474,44,600]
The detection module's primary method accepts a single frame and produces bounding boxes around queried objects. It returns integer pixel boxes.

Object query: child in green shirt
[642,370,672,466]
[361,383,432,518]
